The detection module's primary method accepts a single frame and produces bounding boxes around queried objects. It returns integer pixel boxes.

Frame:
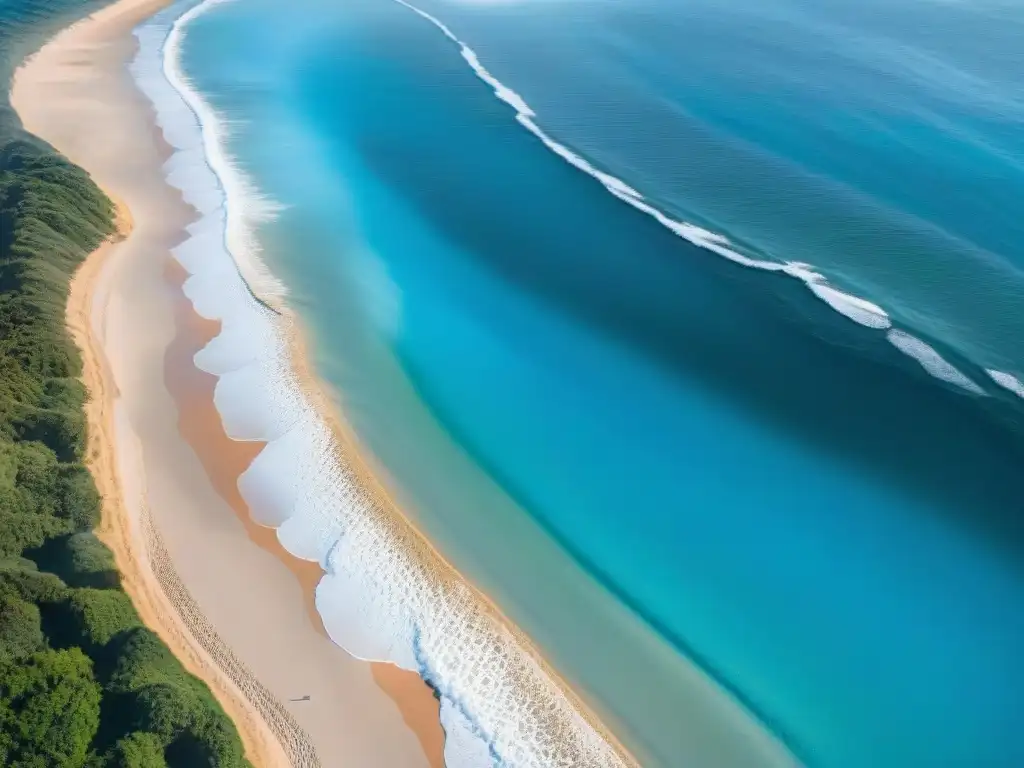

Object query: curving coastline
[13,0,444,765]
[91,1,1024,767]
[162,253,447,768]
[11,1,300,763]
[11,0,647,762]
[146,0,645,764]
[17,0,1024,765]
[68,203,299,768]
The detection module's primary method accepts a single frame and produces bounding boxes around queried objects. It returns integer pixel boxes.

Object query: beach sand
[11,0,661,765]
[11,1,443,765]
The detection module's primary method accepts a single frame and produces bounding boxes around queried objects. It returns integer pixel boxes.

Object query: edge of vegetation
[1,1,251,765]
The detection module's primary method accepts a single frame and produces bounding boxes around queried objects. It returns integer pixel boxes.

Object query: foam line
[390,0,893,333]
[390,0,1024,401]
[886,330,986,395]
[986,369,1024,399]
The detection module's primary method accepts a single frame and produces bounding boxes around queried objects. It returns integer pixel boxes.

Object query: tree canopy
[105,732,168,768]
[0,648,102,767]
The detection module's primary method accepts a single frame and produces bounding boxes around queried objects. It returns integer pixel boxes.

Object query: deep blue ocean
[176,0,1024,765]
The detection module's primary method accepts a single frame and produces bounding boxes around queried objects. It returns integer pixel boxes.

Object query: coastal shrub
[63,587,142,651]
[0,555,38,574]
[6,440,60,516]
[100,629,188,756]
[36,531,120,589]
[12,404,85,461]
[56,461,102,529]
[40,375,86,411]
[107,626,182,692]
[166,719,248,768]
[0,556,66,603]
[0,647,102,767]
[0,589,44,658]
[132,683,196,744]
[105,731,168,768]
[0,442,72,558]
[163,710,248,768]
[107,627,247,765]
[0,503,64,558]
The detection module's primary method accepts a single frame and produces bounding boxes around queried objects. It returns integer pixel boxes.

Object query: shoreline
[63,193,294,767]
[12,0,445,766]
[163,257,447,768]
[140,0,645,763]
[14,0,648,763]
[142,0,644,762]
[282,310,643,766]
[18,0,304,763]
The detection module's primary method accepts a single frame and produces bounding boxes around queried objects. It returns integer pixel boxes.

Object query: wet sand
[164,258,446,768]
[11,0,442,765]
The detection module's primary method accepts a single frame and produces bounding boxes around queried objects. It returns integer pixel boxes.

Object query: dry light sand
[12,0,444,765]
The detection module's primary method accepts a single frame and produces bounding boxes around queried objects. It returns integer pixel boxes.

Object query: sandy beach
[9,0,653,765]
[11,1,443,765]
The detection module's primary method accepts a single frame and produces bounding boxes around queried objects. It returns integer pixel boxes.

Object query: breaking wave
[389,0,1012,398]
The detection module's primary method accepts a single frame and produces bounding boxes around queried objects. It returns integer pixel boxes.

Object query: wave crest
[886,330,985,395]
[391,0,892,335]
[388,0,1024,401]
[986,369,1024,399]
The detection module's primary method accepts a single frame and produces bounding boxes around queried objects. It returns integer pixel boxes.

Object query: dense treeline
[0,3,250,766]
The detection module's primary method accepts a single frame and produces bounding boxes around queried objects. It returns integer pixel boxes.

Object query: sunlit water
[144,0,1024,764]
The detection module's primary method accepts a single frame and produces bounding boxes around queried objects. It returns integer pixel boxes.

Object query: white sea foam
[783,263,892,330]
[886,330,986,395]
[132,2,639,767]
[986,369,1024,399]
[391,0,893,334]
[393,0,1024,403]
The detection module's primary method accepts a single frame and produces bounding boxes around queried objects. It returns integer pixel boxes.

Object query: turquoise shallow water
[176,0,1024,765]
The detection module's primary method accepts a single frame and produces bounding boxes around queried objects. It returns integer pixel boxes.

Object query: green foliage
[56,462,101,529]
[13,404,87,461]
[0,555,66,603]
[0,587,43,659]
[105,731,167,768]
[66,533,117,579]
[36,531,120,589]
[63,587,142,651]
[0,648,102,767]
[0,434,73,558]
[106,628,248,767]
[133,684,195,744]
[39,376,86,412]
[107,627,181,693]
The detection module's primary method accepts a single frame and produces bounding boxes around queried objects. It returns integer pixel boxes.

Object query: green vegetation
[0,648,102,766]
[106,732,168,768]
[0,2,250,765]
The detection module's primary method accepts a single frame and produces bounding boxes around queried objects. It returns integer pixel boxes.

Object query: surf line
[388,0,1010,399]
[388,0,889,325]
[159,0,288,303]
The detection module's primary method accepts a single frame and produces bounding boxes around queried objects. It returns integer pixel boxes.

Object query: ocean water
[135,0,1024,766]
